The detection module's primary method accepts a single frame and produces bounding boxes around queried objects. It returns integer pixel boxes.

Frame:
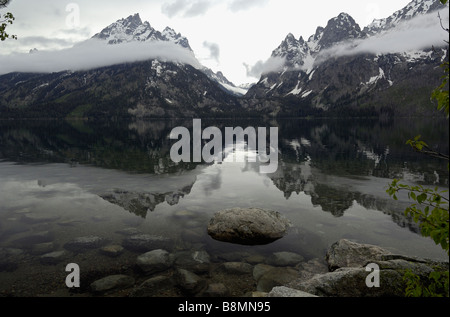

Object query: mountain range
[0,0,448,119]
[243,0,449,117]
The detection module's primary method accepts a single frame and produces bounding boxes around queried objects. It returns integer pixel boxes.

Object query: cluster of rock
[86,248,315,297]
[68,237,449,297]
[270,239,449,297]
[2,207,448,297]
[60,208,308,296]
[85,209,448,297]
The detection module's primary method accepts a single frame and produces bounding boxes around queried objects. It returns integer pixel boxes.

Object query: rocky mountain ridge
[91,13,245,96]
[0,13,247,118]
[363,0,445,35]
[0,0,448,118]
[243,0,449,117]
[91,13,192,51]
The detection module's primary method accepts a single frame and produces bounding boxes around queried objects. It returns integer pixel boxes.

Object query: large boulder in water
[207,208,291,245]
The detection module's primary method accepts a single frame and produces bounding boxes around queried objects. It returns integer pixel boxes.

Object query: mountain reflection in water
[0,117,448,263]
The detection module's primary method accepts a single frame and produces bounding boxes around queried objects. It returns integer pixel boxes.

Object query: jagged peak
[163,26,176,33]
[285,33,297,41]
[311,26,324,42]
[273,33,299,54]
[162,26,183,39]
[335,12,353,21]
[128,13,142,21]
[328,12,359,28]
[120,13,143,28]
[316,12,364,49]
[91,14,192,50]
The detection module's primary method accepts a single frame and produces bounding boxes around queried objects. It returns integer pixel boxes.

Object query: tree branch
[0,0,10,9]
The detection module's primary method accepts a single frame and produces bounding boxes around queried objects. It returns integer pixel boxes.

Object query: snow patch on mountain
[286,81,302,96]
[268,0,448,75]
[363,68,386,86]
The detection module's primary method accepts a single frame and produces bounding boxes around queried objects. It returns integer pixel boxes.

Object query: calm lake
[0,117,448,296]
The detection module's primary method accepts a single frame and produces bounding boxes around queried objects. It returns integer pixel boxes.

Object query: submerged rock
[100,245,124,257]
[203,283,230,297]
[266,251,304,267]
[63,236,109,252]
[31,242,57,255]
[175,268,207,295]
[173,250,211,273]
[130,275,174,297]
[136,249,173,275]
[90,275,135,294]
[255,266,299,292]
[207,208,291,245]
[0,247,25,272]
[122,234,172,252]
[40,250,67,265]
[219,262,253,275]
[115,227,141,236]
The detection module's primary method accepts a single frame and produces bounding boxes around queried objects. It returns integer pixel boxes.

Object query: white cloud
[244,56,286,79]
[228,0,270,13]
[161,0,270,18]
[183,0,213,17]
[316,7,449,64]
[0,39,202,75]
[203,41,220,62]
[161,0,215,18]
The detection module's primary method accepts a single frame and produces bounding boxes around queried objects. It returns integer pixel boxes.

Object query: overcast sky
[0,0,446,84]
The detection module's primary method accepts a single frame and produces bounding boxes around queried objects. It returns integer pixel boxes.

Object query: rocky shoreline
[2,234,447,297]
[270,239,449,297]
[1,207,448,297]
[84,239,449,297]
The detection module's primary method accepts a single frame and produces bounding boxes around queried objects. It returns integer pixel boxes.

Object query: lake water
[0,117,448,297]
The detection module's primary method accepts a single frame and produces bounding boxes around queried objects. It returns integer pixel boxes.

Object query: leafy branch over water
[387,179,449,254]
[387,0,449,296]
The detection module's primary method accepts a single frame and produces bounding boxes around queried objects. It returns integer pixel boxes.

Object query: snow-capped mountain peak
[244,0,448,117]
[271,11,364,70]
[92,13,192,51]
[363,0,445,35]
[317,12,365,50]
[267,0,447,74]
[272,33,309,68]
[91,13,245,95]
[161,26,192,50]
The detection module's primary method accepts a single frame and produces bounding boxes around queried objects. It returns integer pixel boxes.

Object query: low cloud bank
[244,56,286,79]
[0,39,202,75]
[244,8,449,79]
[315,8,449,65]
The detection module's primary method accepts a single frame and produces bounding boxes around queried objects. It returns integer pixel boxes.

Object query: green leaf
[417,193,427,204]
